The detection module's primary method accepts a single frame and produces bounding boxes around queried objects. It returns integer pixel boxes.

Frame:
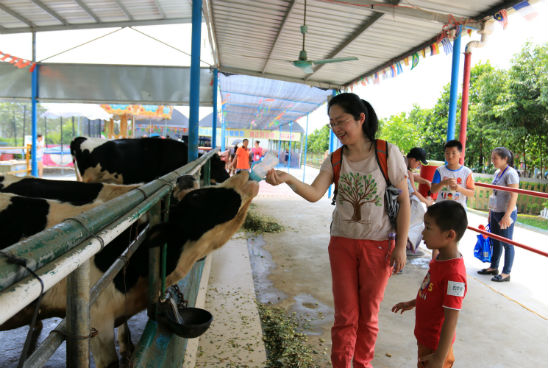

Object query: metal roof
[0,0,192,34]
[0,0,528,128]
[206,0,527,89]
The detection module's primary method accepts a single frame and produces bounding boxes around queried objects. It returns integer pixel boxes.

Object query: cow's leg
[117,322,134,366]
[90,316,118,368]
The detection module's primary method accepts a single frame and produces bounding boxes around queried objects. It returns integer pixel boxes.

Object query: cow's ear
[146,223,171,248]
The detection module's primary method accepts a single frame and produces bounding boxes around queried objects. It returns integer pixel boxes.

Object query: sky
[0,1,547,131]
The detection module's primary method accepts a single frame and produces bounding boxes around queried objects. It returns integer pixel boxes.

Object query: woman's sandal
[491,274,510,282]
[477,268,499,275]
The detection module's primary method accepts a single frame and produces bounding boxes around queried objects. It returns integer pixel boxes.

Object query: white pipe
[465,21,492,53]
[0,215,138,326]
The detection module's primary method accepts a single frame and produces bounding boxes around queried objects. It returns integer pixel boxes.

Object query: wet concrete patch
[247,234,287,304]
[289,294,333,336]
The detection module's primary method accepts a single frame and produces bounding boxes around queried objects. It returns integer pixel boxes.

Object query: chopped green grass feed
[243,211,285,234]
[257,303,317,368]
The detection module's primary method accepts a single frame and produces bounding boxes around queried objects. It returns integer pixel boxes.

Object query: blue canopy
[219,73,331,131]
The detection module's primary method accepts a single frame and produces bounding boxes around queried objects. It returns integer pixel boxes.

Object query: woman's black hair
[328,93,378,142]
[492,147,514,167]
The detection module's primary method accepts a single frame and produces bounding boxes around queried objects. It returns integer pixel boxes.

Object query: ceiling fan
[292,0,358,74]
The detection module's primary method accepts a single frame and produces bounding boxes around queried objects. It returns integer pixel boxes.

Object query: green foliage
[0,101,77,146]
[306,124,330,153]
[258,303,317,368]
[377,42,548,172]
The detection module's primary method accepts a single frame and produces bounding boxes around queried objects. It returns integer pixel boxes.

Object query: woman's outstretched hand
[265,169,291,186]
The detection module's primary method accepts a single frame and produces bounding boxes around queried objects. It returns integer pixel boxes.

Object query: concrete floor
[197,166,548,367]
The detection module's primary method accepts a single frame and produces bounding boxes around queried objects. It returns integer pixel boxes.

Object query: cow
[0,172,258,368]
[70,137,229,185]
[0,174,140,206]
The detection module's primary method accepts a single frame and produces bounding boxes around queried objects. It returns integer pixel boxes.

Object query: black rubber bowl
[159,307,213,339]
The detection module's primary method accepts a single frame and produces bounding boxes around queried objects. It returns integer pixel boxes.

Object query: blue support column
[447,26,462,142]
[302,113,309,182]
[188,0,202,161]
[31,33,38,177]
[287,121,293,172]
[328,89,337,198]
[212,68,218,148]
[220,103,226,151]
[278,125,282,168]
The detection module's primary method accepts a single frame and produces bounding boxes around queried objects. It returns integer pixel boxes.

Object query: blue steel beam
[188,0,202,161]
[220,103,226,151]
[447,26,462,142]
[302,113,309,182]
[31,35,39,177]
[224,103,308,114]
[220,90,319,105]
[328,89,337,199]
[212,68,218,148]
[287,121,292,172]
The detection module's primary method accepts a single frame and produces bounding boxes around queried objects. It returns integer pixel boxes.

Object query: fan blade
[292,60,314,74]
[311,56,358,65]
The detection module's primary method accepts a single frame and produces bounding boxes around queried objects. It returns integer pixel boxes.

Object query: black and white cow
[0,174,140,206]
[0,172,258,368]
[70,137,229,185]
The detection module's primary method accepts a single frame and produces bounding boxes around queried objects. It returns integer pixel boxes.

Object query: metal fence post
[66,260,91,368]
[148,202,163,317]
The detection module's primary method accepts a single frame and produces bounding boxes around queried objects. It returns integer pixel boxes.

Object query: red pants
[417,343,455,368]
[329,236,393,368]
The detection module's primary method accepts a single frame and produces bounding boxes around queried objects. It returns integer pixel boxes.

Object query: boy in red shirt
[392,201,468,368]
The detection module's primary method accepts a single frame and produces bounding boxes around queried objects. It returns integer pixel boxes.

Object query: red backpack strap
[330,146,344,205]
[374,139,391,185]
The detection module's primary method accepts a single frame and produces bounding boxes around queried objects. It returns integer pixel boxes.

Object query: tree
[498,42,548,171]
[306,124,330,153]
[337,172,381,222]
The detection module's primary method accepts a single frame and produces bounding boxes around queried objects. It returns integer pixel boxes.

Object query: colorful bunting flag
[374,72,380,84]
[441,38,453,55]
[411,53,419,70]
[494,9,508,29]
[431,43,440,56]
[360,78,366,86]
[390,65,396,77]
[403,57,409,66]
[513,1,538,21]
[420,49,426,58]
[0,50,37,72]
[396,62,403,74]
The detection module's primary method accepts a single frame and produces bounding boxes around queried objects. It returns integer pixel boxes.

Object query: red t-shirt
[415,256,467,350]
[251,147,264,162]
[235,146,251,169]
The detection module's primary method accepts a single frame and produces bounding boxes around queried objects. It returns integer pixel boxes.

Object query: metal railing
[0,148,218,367]
[468,182,548,258]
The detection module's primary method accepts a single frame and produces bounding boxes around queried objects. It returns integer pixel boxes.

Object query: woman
[266,93,409,368]
[477,147,519,282]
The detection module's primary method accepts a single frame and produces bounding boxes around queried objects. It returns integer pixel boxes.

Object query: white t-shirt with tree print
[320,142,407,241]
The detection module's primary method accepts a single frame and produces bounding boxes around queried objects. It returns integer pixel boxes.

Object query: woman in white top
[266,93,409,368]
[477,147,519,282]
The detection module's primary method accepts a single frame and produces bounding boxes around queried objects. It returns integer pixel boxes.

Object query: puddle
[289,294,333,336]
[247,234,287,304]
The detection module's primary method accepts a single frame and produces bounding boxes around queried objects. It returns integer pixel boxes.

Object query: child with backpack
[266,93,410,368]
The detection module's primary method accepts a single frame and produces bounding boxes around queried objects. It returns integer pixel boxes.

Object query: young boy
[430,140,475,207]
[392,201,468,368]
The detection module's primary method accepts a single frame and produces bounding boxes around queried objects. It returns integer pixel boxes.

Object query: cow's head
[148,172,258,285]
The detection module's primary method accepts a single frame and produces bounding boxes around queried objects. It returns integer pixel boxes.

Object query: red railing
[475,182,548,199]
[469,182,548,257]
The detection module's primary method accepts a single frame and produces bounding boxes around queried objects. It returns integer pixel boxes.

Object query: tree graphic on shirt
[338,172,382,222]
